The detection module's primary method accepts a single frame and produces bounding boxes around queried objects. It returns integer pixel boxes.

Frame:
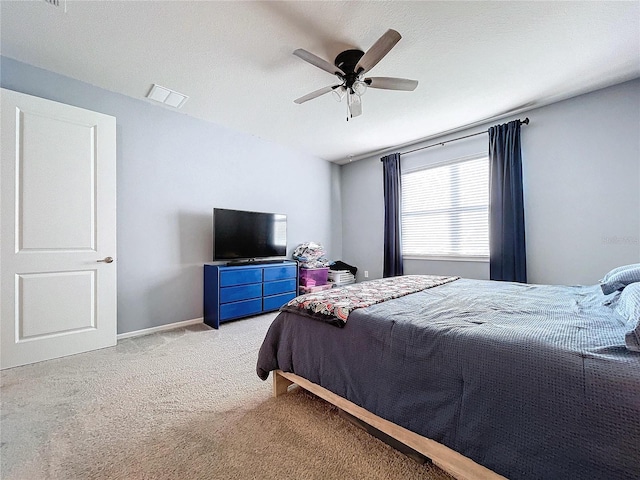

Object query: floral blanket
[282,275,459,327]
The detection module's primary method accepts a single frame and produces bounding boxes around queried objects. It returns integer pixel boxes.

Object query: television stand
[203,261,298,329]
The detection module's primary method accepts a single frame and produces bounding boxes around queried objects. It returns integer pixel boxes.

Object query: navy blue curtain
[382,153,404,277]
[488,120,527,282]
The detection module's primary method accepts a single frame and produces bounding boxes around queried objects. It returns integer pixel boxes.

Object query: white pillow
[600,263,640,295]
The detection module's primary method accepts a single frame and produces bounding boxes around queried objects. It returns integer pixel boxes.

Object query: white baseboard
[117,317,204,340]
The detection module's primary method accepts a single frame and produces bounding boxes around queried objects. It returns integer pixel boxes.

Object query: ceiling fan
[293,29,418,120]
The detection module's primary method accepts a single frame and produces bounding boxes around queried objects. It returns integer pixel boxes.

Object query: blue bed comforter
[256,279,640,479]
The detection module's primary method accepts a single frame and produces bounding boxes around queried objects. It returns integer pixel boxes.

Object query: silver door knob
[97,257,114,263]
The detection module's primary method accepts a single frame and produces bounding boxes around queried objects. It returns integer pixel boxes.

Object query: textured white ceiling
[1,1,639,164]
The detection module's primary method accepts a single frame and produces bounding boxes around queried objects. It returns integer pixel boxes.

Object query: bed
[256,275,640,480]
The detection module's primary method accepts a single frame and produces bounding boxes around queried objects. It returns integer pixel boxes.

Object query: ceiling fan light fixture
[353,80,367,96]
[332,86,346,102]
[347,91,362,118]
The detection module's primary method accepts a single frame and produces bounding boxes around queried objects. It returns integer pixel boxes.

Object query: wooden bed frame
[273,369,506,480]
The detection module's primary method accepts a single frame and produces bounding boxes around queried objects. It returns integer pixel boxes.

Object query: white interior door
[1,88,117,369]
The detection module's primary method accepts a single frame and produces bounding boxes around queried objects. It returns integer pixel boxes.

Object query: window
[401,156,489,259]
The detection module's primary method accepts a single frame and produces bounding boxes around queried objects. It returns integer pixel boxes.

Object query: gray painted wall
[3,54,637,333]
[1,56,341,334]
[341,79,640,285]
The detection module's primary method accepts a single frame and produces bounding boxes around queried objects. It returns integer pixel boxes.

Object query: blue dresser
[203,261,298,329]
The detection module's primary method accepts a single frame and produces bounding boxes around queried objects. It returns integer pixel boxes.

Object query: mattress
[256,279,640,479]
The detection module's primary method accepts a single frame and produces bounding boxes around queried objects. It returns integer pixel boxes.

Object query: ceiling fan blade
[293,49,345,76]
[355,29,402,74]
[294,85,340,104]
[365,77,418,91]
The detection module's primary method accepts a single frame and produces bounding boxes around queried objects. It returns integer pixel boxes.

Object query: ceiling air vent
[146,84,189,109]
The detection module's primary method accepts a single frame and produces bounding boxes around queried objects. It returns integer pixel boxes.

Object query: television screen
[213,208,287,261]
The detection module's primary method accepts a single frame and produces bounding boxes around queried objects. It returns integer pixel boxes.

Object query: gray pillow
[614,282,640,352]
[600,263,640,295]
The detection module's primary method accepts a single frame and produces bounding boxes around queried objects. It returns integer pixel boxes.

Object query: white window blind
[401,156,489,258]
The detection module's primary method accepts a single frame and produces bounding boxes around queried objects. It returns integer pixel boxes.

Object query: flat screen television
[213,208,287,262]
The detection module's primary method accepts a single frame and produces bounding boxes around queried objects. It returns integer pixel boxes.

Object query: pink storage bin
[299,267,329,287]
[299,283,333,294]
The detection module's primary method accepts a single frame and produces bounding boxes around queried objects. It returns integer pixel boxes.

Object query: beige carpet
[1,313,453,480]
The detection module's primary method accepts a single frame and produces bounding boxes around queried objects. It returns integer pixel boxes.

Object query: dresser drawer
[263,265,297,282]
[263,279,296,296]
[263,292,297,312]
[220,298,262,321]
[220,268,262,287]
[219,283,262,304]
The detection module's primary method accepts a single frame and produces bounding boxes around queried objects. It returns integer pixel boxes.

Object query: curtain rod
[397,117,529,157]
